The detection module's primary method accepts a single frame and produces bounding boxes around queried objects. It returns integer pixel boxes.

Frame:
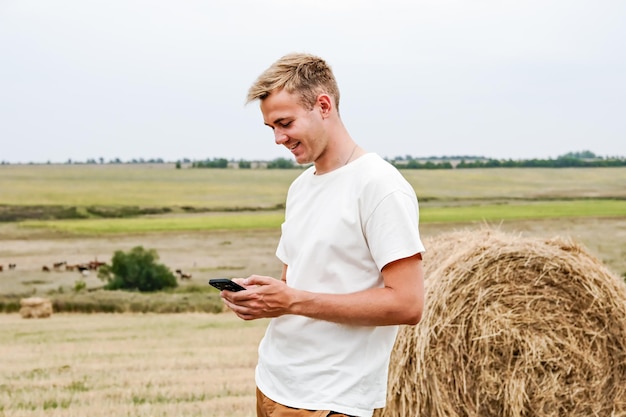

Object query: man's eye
[280,121,292,128]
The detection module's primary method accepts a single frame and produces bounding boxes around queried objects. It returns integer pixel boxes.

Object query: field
[0,312,267,417]
[2,164,625,208]
[1,164,625,416]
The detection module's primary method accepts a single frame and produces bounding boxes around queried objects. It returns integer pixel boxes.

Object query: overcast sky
[1,0,625,164]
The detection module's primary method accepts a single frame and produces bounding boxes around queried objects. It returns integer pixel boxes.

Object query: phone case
[209,278,246,292]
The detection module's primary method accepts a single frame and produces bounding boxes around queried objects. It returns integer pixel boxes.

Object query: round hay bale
[19,297,53,319]
[376,228,626,417]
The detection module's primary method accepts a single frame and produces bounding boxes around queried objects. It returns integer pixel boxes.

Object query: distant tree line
[390,151,626,170]
[191,158,229,168]
[454,157,626,169]
[3,151,624,169]
[186,157,299,169]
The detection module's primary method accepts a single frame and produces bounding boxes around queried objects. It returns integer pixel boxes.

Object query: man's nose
[274,129,288,145]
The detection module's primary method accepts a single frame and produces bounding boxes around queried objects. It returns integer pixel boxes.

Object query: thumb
[244,275,276,286]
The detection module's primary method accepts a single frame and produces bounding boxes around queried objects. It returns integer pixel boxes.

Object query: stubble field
[1,164,625,416]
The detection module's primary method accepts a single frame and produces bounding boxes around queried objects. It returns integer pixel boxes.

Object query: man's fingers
[243,275,277,286]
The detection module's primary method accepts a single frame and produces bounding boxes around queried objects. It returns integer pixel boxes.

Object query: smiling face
[260,89,331,166]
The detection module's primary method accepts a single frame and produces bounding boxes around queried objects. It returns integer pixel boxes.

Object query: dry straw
[376,228,626,417]
[19,297,53,318]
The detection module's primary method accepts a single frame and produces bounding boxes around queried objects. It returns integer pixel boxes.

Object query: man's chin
[293,155,310,165]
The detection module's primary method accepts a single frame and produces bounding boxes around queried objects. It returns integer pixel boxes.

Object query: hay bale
[19,297,53,318]
[376,228,626,417]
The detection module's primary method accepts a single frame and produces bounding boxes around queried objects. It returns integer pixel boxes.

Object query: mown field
[0,312,267,417]
[0,164,625,416]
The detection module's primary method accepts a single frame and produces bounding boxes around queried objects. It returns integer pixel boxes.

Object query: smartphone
[209,278,246,292]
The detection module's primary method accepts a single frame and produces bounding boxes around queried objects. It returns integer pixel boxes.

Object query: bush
[0,297,21,313]
[73,279,87,292]
[98,246,178,292]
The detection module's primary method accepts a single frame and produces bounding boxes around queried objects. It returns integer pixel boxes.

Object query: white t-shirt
[256,153,425,417]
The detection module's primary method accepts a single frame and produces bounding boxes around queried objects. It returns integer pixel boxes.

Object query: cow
[88,260,106,270]
[175,269,192,280]
[53,261,66,271]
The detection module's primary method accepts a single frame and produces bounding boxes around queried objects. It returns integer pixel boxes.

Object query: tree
[98,246,178,292]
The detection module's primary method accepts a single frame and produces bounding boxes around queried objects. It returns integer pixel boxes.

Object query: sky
[1,0,625,164]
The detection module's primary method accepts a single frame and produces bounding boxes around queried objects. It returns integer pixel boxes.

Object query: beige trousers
[256,388,355,417]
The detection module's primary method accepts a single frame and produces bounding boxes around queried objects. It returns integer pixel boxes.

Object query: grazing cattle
[42,266,50,272]
[88,260,106,270]
[0,265,3,272]
[53,261,66,271]
[9,263,16,270]
[175,269,192,280]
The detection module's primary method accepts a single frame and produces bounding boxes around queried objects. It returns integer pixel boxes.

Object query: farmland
[1,164,624,275]
[0,164,625,416]
[0,312,266,417]
[1,164,624,208]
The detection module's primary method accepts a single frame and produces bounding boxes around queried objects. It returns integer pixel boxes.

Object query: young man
[220,53,425,417]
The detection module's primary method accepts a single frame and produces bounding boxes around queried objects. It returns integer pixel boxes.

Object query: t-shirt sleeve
[364,190,425,271]
[276,232,287,265]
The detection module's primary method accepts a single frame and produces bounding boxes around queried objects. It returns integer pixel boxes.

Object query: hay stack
[376,228,626,417]
[19,297,53,318]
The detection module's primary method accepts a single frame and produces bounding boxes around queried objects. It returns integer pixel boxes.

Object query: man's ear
[317,94,333,118]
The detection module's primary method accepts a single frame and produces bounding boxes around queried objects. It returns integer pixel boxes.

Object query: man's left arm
[222,253,424,326]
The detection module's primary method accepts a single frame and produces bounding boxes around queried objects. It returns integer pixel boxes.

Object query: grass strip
[421,199,626,223]
[20,213,285,234]
[0,290,225,315]
[18,200,626,234]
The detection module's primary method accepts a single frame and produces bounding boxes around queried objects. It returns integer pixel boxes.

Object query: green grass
[421,199,626,223]
[18,200,626,234]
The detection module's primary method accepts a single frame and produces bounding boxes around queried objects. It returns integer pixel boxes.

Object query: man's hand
[220,275,296,320]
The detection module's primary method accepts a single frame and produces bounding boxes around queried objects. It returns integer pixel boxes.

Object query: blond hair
[246,53,340,111]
